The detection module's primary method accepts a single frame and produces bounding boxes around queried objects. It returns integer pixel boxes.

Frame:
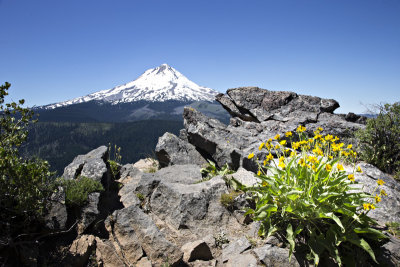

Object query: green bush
[60,176,104,207]
[356,103,400,179]
[244,126,388,266]
[0,82,55,236]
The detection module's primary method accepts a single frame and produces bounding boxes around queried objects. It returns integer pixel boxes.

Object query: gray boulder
[181,240,213,262]
[63,145,108,182]
[108,205,183,266]
[346,162,400,224]
[155,132,207,167]
[253,244,300,267]
[45,186,67,230]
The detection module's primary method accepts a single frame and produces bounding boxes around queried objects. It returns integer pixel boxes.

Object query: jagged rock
[229,167,260,187]
[149,175,231,233]
[69,235,96,266]
[118,164,144,185]
[78,192,101,235]
[45,186,67,230]
[377,234,400,266]
[104,212,143,264]
[345,163,400,224]
[181,240,213,262]
[184,87,364,171]
[133,158,159,173]
[191,259,217,267]
[136,257,152,267]
[253,244,300,267]
[94,237,125,267]
[63,145,108,182]
[221,236,251,263]
[224,251,259,267]
[109,205,183,266]
[156,132,207,167]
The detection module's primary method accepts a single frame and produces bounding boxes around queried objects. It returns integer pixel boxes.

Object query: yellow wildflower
[337,164,344,171]
[266,153,274,161]
[347,144,353,149]
[317,127,323,132]
[363,203,370,210]
[298,158,306,167]
[263,159,268,166]
[248,153,254,159]
[380,189,387,196]
[325,164,332,172]
[259,143,265,150]
[348,174,355,182]
[325,134,333,141]
[275,145,280,150]
[285,131,293,137]
[274,134,280,140]
[262,181,268,187]
[257,170,261,176]
[377,179,385,186]
[279,156,285,163]
[292,142,300,150]
[278,162,286,169]
[375,194,381,203]
[280,140,287,146]
[314,134,322,140]
[312,165,317,172]
[290,151,296,157]
[356,166,362,173]
[307,155,319,164]
[370,204,376,210]
[296,125,306,133]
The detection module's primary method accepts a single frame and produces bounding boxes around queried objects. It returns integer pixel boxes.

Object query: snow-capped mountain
[45,64,218,109]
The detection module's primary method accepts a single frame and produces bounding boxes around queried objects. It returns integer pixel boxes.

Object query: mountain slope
[45,64,218,109]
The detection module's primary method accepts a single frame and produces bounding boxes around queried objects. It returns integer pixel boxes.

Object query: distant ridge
[45,64,218,109]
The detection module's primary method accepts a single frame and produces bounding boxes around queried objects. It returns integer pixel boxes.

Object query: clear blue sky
[1,0,399,114]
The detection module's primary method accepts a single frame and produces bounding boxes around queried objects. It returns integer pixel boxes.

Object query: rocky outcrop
[156,131,208,167]
[45,186,67,230]
[41,87,400,267]
[177,87,365,171]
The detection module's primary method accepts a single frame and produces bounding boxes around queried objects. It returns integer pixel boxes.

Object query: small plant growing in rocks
[59,176,104,207]
[386,222,400,238]
[199,160,234,183]
[245,125,388,266]
[108,143,122,178]
[220,191,242,210]
[213,231,230,248]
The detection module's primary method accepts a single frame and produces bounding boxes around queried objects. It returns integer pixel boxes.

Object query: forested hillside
[21,120,183,175]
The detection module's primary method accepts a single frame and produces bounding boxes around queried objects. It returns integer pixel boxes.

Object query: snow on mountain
[45,64,218,109]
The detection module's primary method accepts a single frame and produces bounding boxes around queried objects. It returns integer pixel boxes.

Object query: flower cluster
[245,125,388,265]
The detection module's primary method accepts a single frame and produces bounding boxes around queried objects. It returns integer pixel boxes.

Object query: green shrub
[244,126,388,266]
[61,176,104,207]
[356,103,400,179]
[0,82,55,237]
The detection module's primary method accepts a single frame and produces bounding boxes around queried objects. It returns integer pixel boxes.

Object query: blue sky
[1,0,399,114]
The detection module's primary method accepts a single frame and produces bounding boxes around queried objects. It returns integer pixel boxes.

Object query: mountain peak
[45,64,218,109]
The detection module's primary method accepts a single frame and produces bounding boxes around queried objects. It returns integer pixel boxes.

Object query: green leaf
[353,227,388,240]
[318,211,345,231]
[286,190,304,200]
[286,223,295,261]
[346,235,377,263]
